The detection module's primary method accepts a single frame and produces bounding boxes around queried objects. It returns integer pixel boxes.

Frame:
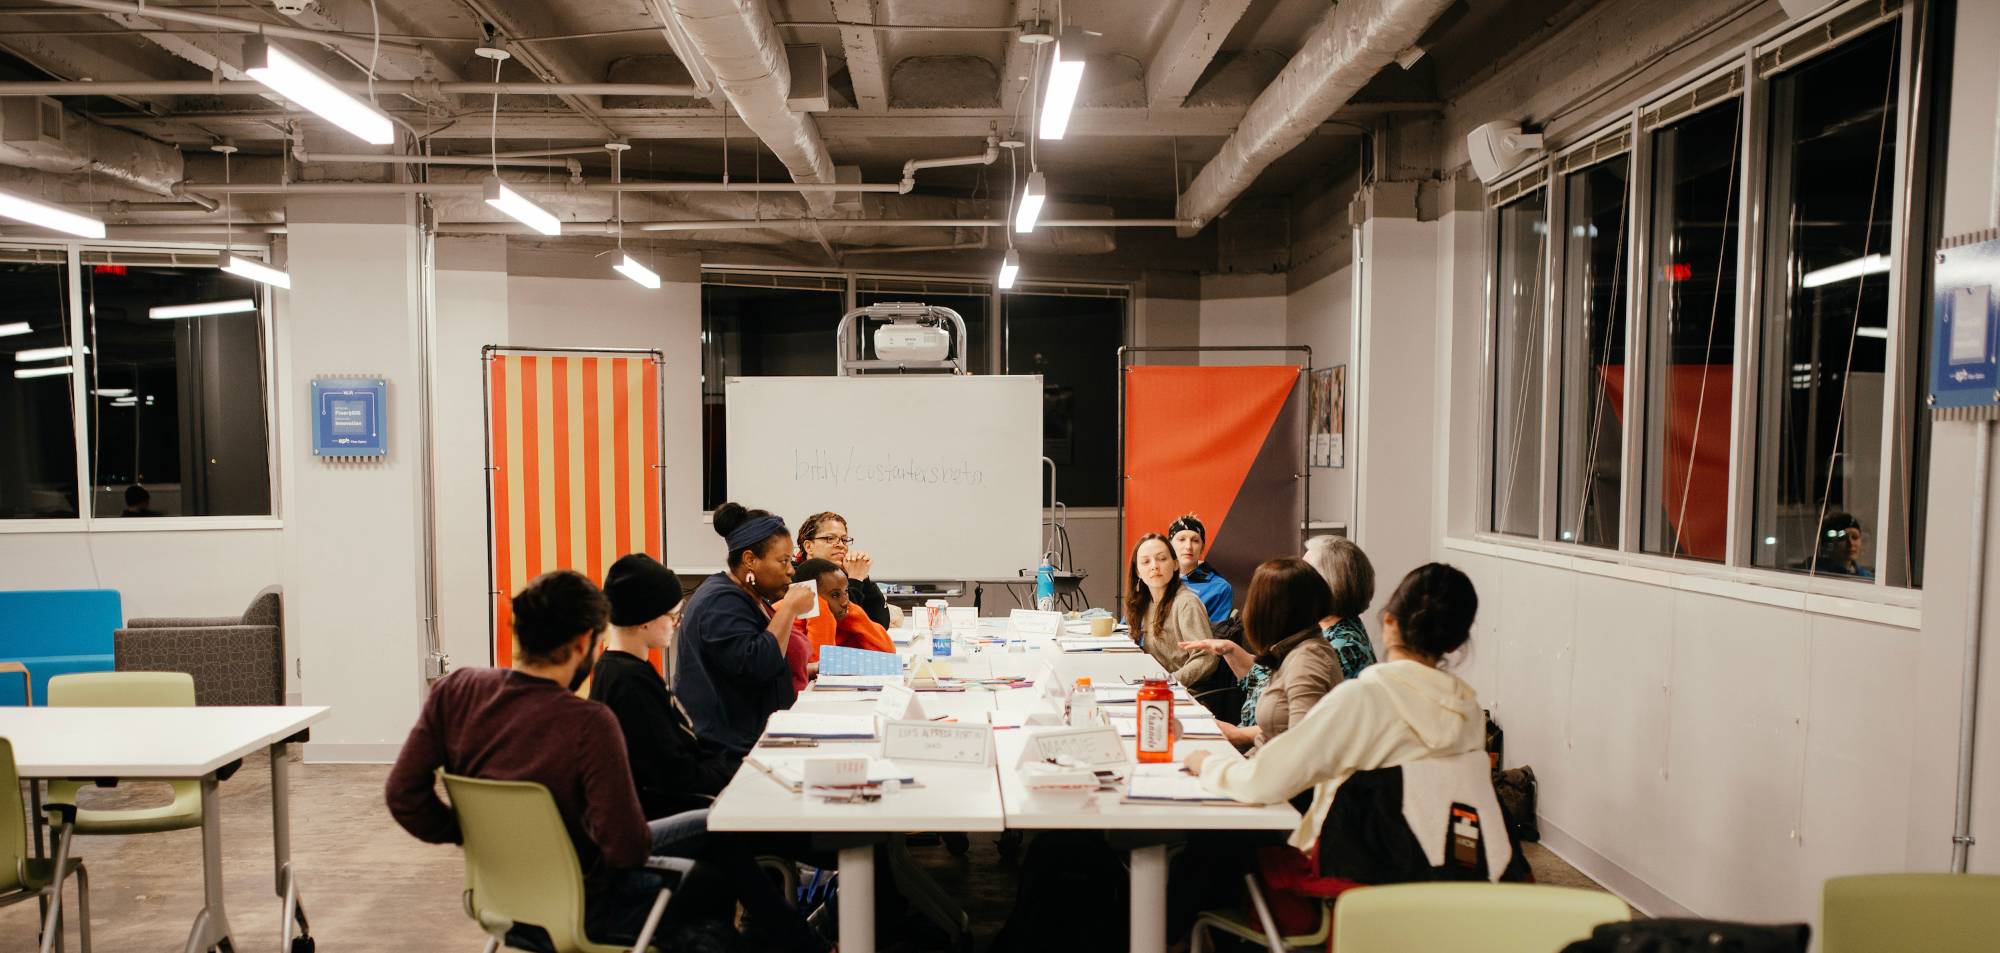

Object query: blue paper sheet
[819,645,904,676]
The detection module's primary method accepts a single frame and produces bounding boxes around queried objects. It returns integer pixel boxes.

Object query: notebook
[762,711,878,740]
[747,755,917,792]
[1122,763,1252,805]
[819,645,905,676]
[1057,638,1143,654]
[812,674,899,691]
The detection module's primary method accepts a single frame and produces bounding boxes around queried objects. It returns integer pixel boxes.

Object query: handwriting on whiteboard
[794,449,987,488]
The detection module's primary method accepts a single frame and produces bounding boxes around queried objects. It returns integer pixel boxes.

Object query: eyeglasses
[810,534,855,546]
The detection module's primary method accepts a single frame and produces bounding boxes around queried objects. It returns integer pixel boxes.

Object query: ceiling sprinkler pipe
[294,150,577,171]
[900,137,1001,190]
[0,80,701,97]
[175,179,906,195]
[35,0,427,56]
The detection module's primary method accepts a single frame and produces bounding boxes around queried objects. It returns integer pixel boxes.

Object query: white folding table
[0,705,331,953]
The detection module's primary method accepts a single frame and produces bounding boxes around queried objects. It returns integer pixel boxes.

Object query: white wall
[1286,264,1354,525]
[430,237,510,674]
[1197,273,1287,364]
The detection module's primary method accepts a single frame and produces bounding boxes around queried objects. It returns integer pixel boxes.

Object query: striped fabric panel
[488,353,665,669]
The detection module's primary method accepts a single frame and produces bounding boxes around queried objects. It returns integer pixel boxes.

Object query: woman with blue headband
[1169,513,1236,625]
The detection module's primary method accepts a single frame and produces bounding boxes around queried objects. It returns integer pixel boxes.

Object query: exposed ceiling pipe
[0,107,182,195]
[292,147,580,173]
[176,179,907,195]
[481,147,616,159]
[665,0,841,215]
[900,137,999,191]
[0,81,702,97]
[32,0,427,58]
[639,218,1187,230]
[1174,0,1453,236]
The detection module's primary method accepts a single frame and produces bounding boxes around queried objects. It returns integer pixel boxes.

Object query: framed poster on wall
[1309,365,1345,469]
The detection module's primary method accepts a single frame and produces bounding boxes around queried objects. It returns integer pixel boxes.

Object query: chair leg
[1242,874,1286,953]
[39,821,76,953]
[74,864,90,953]
[1190,919,1211,953]
[479,938,499,953]
[629,887,673,953]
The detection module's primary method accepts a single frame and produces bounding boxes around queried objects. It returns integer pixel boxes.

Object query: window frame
[1552,128,1637,550]
[1481,165,1555,538]
[1470,0,1930,596]
[0,238,283,533]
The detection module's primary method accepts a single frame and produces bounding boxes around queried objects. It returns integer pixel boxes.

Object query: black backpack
[990,832,1129,952]
[1560,919,1811,953]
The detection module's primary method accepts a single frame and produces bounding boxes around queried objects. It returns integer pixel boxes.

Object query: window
[699,274,846,509]
[0,258,79,519]
[1004,288,1126,507]
[1556,152,1631,548]
[1642,97,1742,561]
[1491,186,1547,537]
[82,259,272,517]
[1752,23,1900,579]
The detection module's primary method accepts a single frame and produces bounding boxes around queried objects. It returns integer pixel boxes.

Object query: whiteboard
[725,375,1042,581]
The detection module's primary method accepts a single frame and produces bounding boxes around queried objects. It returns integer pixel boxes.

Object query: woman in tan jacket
[1186,558,1341,749]
[1125,532,1217,688]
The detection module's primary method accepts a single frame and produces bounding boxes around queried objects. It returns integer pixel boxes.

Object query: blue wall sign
[312,378,388,457]
[1931,237,2000,419]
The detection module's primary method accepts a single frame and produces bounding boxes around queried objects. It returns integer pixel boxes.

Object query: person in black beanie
[591,553,828,952]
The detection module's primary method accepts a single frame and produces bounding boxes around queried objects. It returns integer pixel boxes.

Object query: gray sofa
[115,586,284,706]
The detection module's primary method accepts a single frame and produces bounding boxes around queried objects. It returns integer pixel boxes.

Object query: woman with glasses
[794,510,892,628]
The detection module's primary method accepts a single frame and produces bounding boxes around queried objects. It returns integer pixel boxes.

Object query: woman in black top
[796,509,893,628]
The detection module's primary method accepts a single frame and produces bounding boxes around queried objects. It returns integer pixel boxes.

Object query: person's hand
[1183,750,1210,775]
[780,582,817,616]
[844,549,872,581]
[1182,639,1245,662]
[1219,722,1260,749]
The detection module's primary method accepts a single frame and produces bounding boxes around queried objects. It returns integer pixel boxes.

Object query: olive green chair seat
[2,736,93,953]
[1823,874,2000,953]
[44,672,203,835]
[1332,882,1629,953]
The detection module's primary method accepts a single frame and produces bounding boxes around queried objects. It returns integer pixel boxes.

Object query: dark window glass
[1557,156,1631,548]
[1004,291,1124,507]
[1492,188,1547,537]
[1642,99,1742,560]
[1753,25,1900,580]
[82,263,271,517]
[0,260,79,519]
[700,282,846,509]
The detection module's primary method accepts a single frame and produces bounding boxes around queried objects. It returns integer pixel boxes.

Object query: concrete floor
[7,751,1613,952]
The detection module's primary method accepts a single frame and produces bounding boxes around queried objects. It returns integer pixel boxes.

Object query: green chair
[1822,873,2000,953]
[2,737,92,953]
[45,672,202,835]
[442,772,692,953]
[1332,882,1628,953]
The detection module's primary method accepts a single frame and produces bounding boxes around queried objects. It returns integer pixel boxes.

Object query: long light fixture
[1855,326,1889,340]
[14,365,72,379]
[15,345,85,363]
[613,254,661,289]
[1039,32,1087,140]
[1802,253,1891,289]
[1015,170,1047,233]
[484,174,561,236]
[0,322,30,338]
[94,388,131,397]
[997,249,1020,289]
[0,186,106,238]
[244,36,394,145]
[219,252,292,289]
[150,298,257,320]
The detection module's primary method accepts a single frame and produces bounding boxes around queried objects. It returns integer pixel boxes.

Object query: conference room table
[0,704,330,953]
[708,620,1300,953]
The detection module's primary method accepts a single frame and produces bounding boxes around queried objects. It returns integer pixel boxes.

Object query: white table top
[992,728,1300,832]
[0,706,330,778]
[707,738,1007,833]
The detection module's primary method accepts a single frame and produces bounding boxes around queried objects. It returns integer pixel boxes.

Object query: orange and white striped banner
[487,352,662,669]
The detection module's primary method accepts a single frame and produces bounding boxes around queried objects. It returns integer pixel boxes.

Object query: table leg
[837,844,875,953]
[271,742,311,949]
[1128,844,1168,953]
[182,774,232,953]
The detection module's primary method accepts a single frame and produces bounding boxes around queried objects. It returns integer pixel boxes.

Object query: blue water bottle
[1035,558,1056,611]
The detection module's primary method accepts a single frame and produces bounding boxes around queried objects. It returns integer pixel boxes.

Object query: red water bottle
[1136,676,1173,763]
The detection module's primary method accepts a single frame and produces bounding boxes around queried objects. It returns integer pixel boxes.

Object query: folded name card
[802,757,869,788]
[883,720,993,766]
[1007,609,1064,637]
[875,682,926,722]
[1016,725,1127,768]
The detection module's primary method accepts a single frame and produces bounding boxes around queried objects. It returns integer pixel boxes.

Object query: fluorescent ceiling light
[219,253,291,290]
[110,397,137,407]
[484,175,561,236]
[1015,171,1047,234]
[14,364,72,379]
[997,249,1020,289]
[244,36,394,146]
[613,254,661,289]
[0,322,30,338]
[149,298,257,320]
[1855,326,1889,340]
[1039,37,1086,140]
[0,186,106,238]
[94,388,132,398]
[1802,253,1890,289]
[15,345,85,363]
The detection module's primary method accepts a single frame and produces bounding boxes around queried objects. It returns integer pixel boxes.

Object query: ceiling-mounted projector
[874,319,951,362]
[1467,121,1545,184]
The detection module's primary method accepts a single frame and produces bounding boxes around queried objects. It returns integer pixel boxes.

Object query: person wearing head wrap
[1169,513,1236,624]
[673,502,815,759]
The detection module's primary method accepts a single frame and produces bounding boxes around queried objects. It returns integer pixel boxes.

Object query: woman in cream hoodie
[1184,562,1485,850]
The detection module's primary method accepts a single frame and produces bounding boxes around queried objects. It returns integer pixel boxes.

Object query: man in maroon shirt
[386,570,708,949]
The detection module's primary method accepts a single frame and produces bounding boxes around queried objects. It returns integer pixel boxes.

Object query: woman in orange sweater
[798,557,897,655]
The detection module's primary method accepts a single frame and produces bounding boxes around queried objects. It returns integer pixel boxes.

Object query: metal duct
[666,0,839,214]
[1174,0,1452,236]
[0,108,183,196]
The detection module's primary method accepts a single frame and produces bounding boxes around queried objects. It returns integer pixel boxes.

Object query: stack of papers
[1092,684,1195,705]
[1123,763,1245,804]
[762,711,878,741]
[1106,712,1223,739]
[813,674,899,691]
[1056,637,1143,654]
[819,646,904,676]
[748,755,917,791]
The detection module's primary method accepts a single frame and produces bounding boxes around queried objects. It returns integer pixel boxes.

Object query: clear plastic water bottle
[1068,677,1097,727]
[1035,558,1056,611]
[927,598,951,659]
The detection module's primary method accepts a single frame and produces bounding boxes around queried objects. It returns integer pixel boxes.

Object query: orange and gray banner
[486,351,663,668]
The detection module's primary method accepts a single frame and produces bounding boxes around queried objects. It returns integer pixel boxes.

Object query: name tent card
[948,606,979,635]
[883,720,994,766]
[1007,609,1063,637]
[802,757,869,788]
[875,682,926,722]
[1016,725,1127,768]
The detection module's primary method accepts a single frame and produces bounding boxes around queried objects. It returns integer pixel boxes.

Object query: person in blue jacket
[1169,513,1235,624]
[673,502,816,762]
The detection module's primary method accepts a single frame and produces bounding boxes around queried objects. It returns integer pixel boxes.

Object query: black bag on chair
[1559,919,1811,953]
